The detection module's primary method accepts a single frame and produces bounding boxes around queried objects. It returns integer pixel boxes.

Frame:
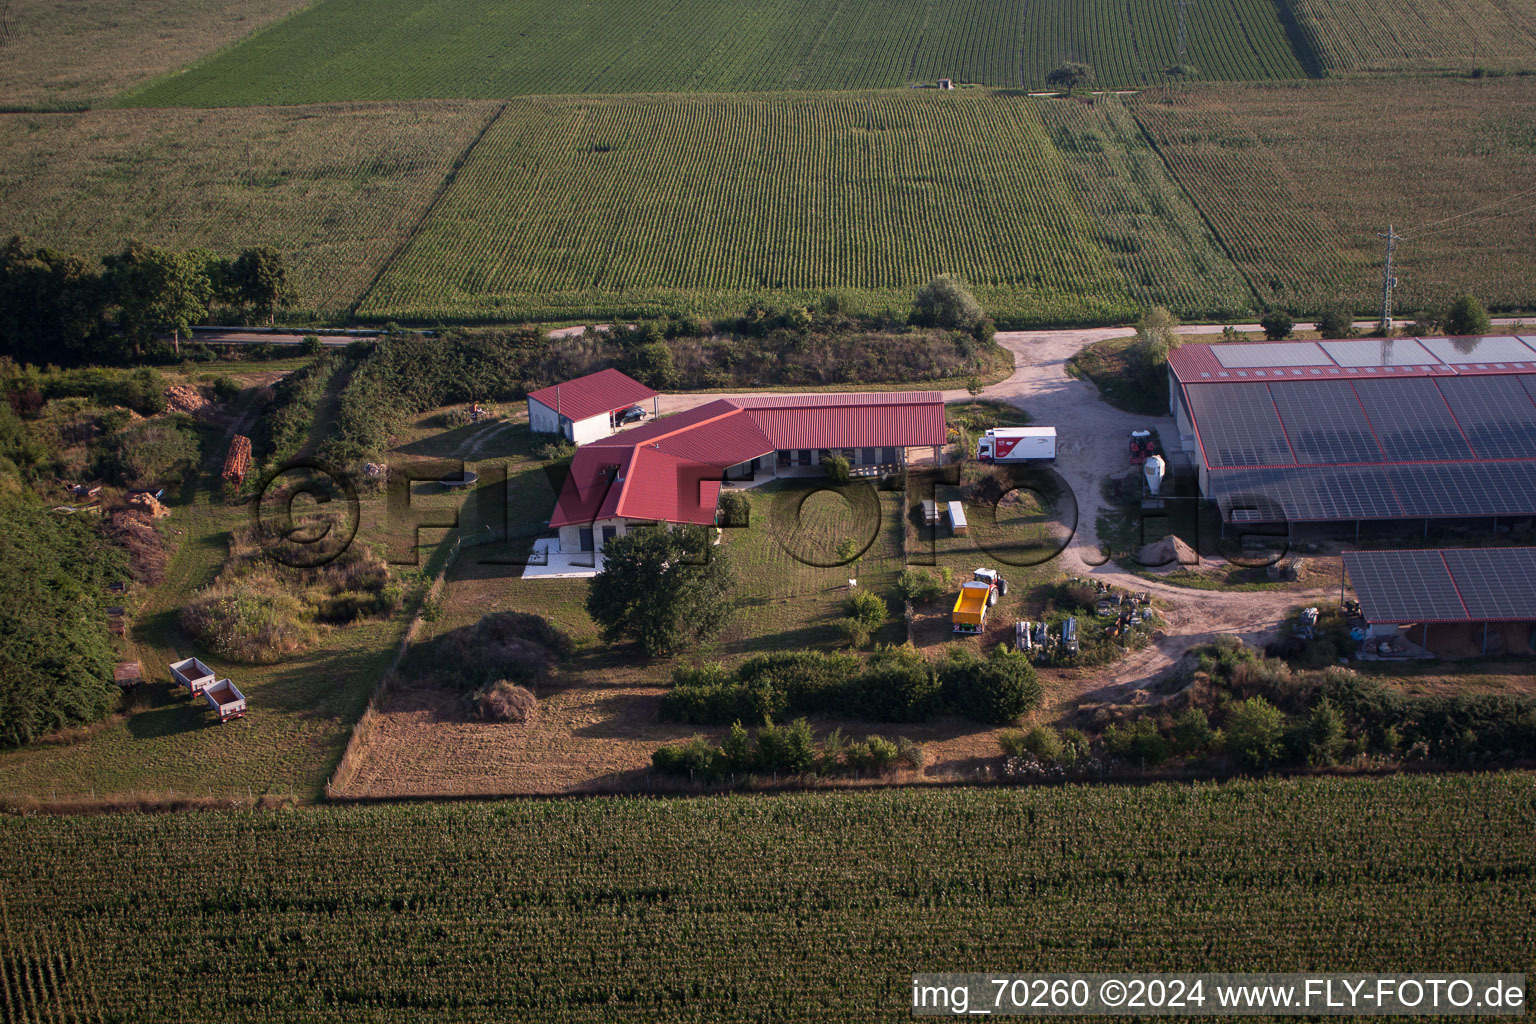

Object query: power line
[1401,185,1536,240]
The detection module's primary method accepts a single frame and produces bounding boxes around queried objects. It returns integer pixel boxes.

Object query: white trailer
[169,657,216,695]
[203,679,247,722]
[977,427,1056,462]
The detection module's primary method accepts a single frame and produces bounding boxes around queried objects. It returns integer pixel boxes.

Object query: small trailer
[203,679,247,722]
[947,500,968,536]
[951,568,1008,635]
[977,427,1056,463]
[921,499,943,525]
[169,657,216,696]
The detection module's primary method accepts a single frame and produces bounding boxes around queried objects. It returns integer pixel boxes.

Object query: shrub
[753,718,817,775]
[1172,707,1215,754]
[823,453,851,485]
[716,489,750,528]
[940,644,1041,724]
[911,275,985,332]
[473,681,538,723]
[845,734,900,773]
[838,589,888,649]
[97,416,200,489]
[897,568,946,604]
[1223,697,1288,768]
[538,439,576,462]
[179,575,317,664]
[299,335,324,356]
[652,737,727,782]
[1103,718,1170,766]
[895,736,927,771]
[851,649,941,722]
[209,375,240,402]
[1009,724,1065,761]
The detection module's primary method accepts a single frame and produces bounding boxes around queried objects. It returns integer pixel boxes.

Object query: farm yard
[2,775,1533,1021]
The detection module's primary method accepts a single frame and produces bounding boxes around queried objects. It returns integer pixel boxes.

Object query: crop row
[3,775,1533,1022]
[1287,0,1536,74]
[359,92,1138,324]
[121,0,1310,108]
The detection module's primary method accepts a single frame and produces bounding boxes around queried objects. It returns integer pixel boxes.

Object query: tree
[1259,310,1295,341]
[1316,306,1356,339]
[1305,697,1346,767]
[103,243,214,353]
[0,237,109,365]
[585,525,734,656]
[1442,294,1492,337]
[1046,61,1093,96]
[1130,306,1180,393]
[823,453,851,485]
[911,275,985,332]
[1223,696,1288,768]
[625,341,677,389]
[1172,706,1215,754]
[229,247,290,324]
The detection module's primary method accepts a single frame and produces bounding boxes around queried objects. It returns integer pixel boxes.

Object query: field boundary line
[348,101,509,319]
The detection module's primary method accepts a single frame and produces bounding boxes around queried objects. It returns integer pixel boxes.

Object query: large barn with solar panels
[1167,336,1536,530]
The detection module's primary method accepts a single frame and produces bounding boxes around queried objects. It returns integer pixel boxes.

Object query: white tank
[1143,455,1166,496]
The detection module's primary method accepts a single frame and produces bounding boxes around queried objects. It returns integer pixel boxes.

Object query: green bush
[897,568,946,604]
[823,453,851,485]
[851,649,941,722]
[179,575,317,665]
[716,489,750,528]
[939,645,1041,724]
[845,734,900,773]
[1000,724,1064,761]
[1172,707,1215,754]
[1103,718,1170,766]
[1223,697,1288,768]
[97,416,201,489]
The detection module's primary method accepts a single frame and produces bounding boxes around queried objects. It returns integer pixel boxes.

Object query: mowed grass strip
[0,102,501,319]
[0,0,308,110]
[116,0,1310,108]
[1289,0,1536,75]
[1133,78,1536,314]
[359,90,1135,325]
[1,775,1532,1021]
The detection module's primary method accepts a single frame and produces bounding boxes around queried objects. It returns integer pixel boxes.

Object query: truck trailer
[976,427,1056,463]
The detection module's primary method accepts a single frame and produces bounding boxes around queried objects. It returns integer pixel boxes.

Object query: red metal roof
[526,368,658,423]
[549,390,945,528]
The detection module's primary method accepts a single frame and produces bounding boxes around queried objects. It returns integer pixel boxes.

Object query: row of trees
[0,237,289,366]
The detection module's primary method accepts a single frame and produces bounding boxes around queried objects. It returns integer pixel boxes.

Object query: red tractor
[1129,429,1161,466]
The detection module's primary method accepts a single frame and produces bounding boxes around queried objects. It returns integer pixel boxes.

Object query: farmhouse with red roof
[547,391,947,553]
[526,368,660,445]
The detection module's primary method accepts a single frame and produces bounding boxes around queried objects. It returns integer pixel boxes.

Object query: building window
[578,527,594,552]
[882,447,898,464]
[797,449,811,466]
[861,447,876,465]
[777,450,791,466]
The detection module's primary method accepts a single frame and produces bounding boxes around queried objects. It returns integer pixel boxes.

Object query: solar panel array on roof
[1352,377,1474,461]
[1343,550,1467,622]
[1209,462,1536,522]
[1184,383,1293,467]
[1319,338,1437,367]
[1433,375,1536,458]
[1421,336,1536,365]
[1344,548,1536,624]
[1267,380,1382,463]
[1212,342,1331,368]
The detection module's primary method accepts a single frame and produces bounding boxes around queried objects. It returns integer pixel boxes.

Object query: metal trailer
[169,657,216,696]
[203,679,247,722]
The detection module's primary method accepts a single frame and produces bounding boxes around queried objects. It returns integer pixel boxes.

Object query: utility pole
[1378,224,1401,332]
[1175,0,1194,62]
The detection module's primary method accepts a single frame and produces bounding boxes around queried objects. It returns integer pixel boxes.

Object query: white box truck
[976,427,1056,463]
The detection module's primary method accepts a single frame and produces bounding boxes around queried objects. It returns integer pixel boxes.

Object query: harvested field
[0,0,308,110]
[0,102,501,319]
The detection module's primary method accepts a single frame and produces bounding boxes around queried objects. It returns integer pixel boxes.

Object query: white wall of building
[527,397,614,444]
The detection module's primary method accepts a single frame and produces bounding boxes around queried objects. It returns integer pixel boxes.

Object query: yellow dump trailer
[952,581,992,634]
